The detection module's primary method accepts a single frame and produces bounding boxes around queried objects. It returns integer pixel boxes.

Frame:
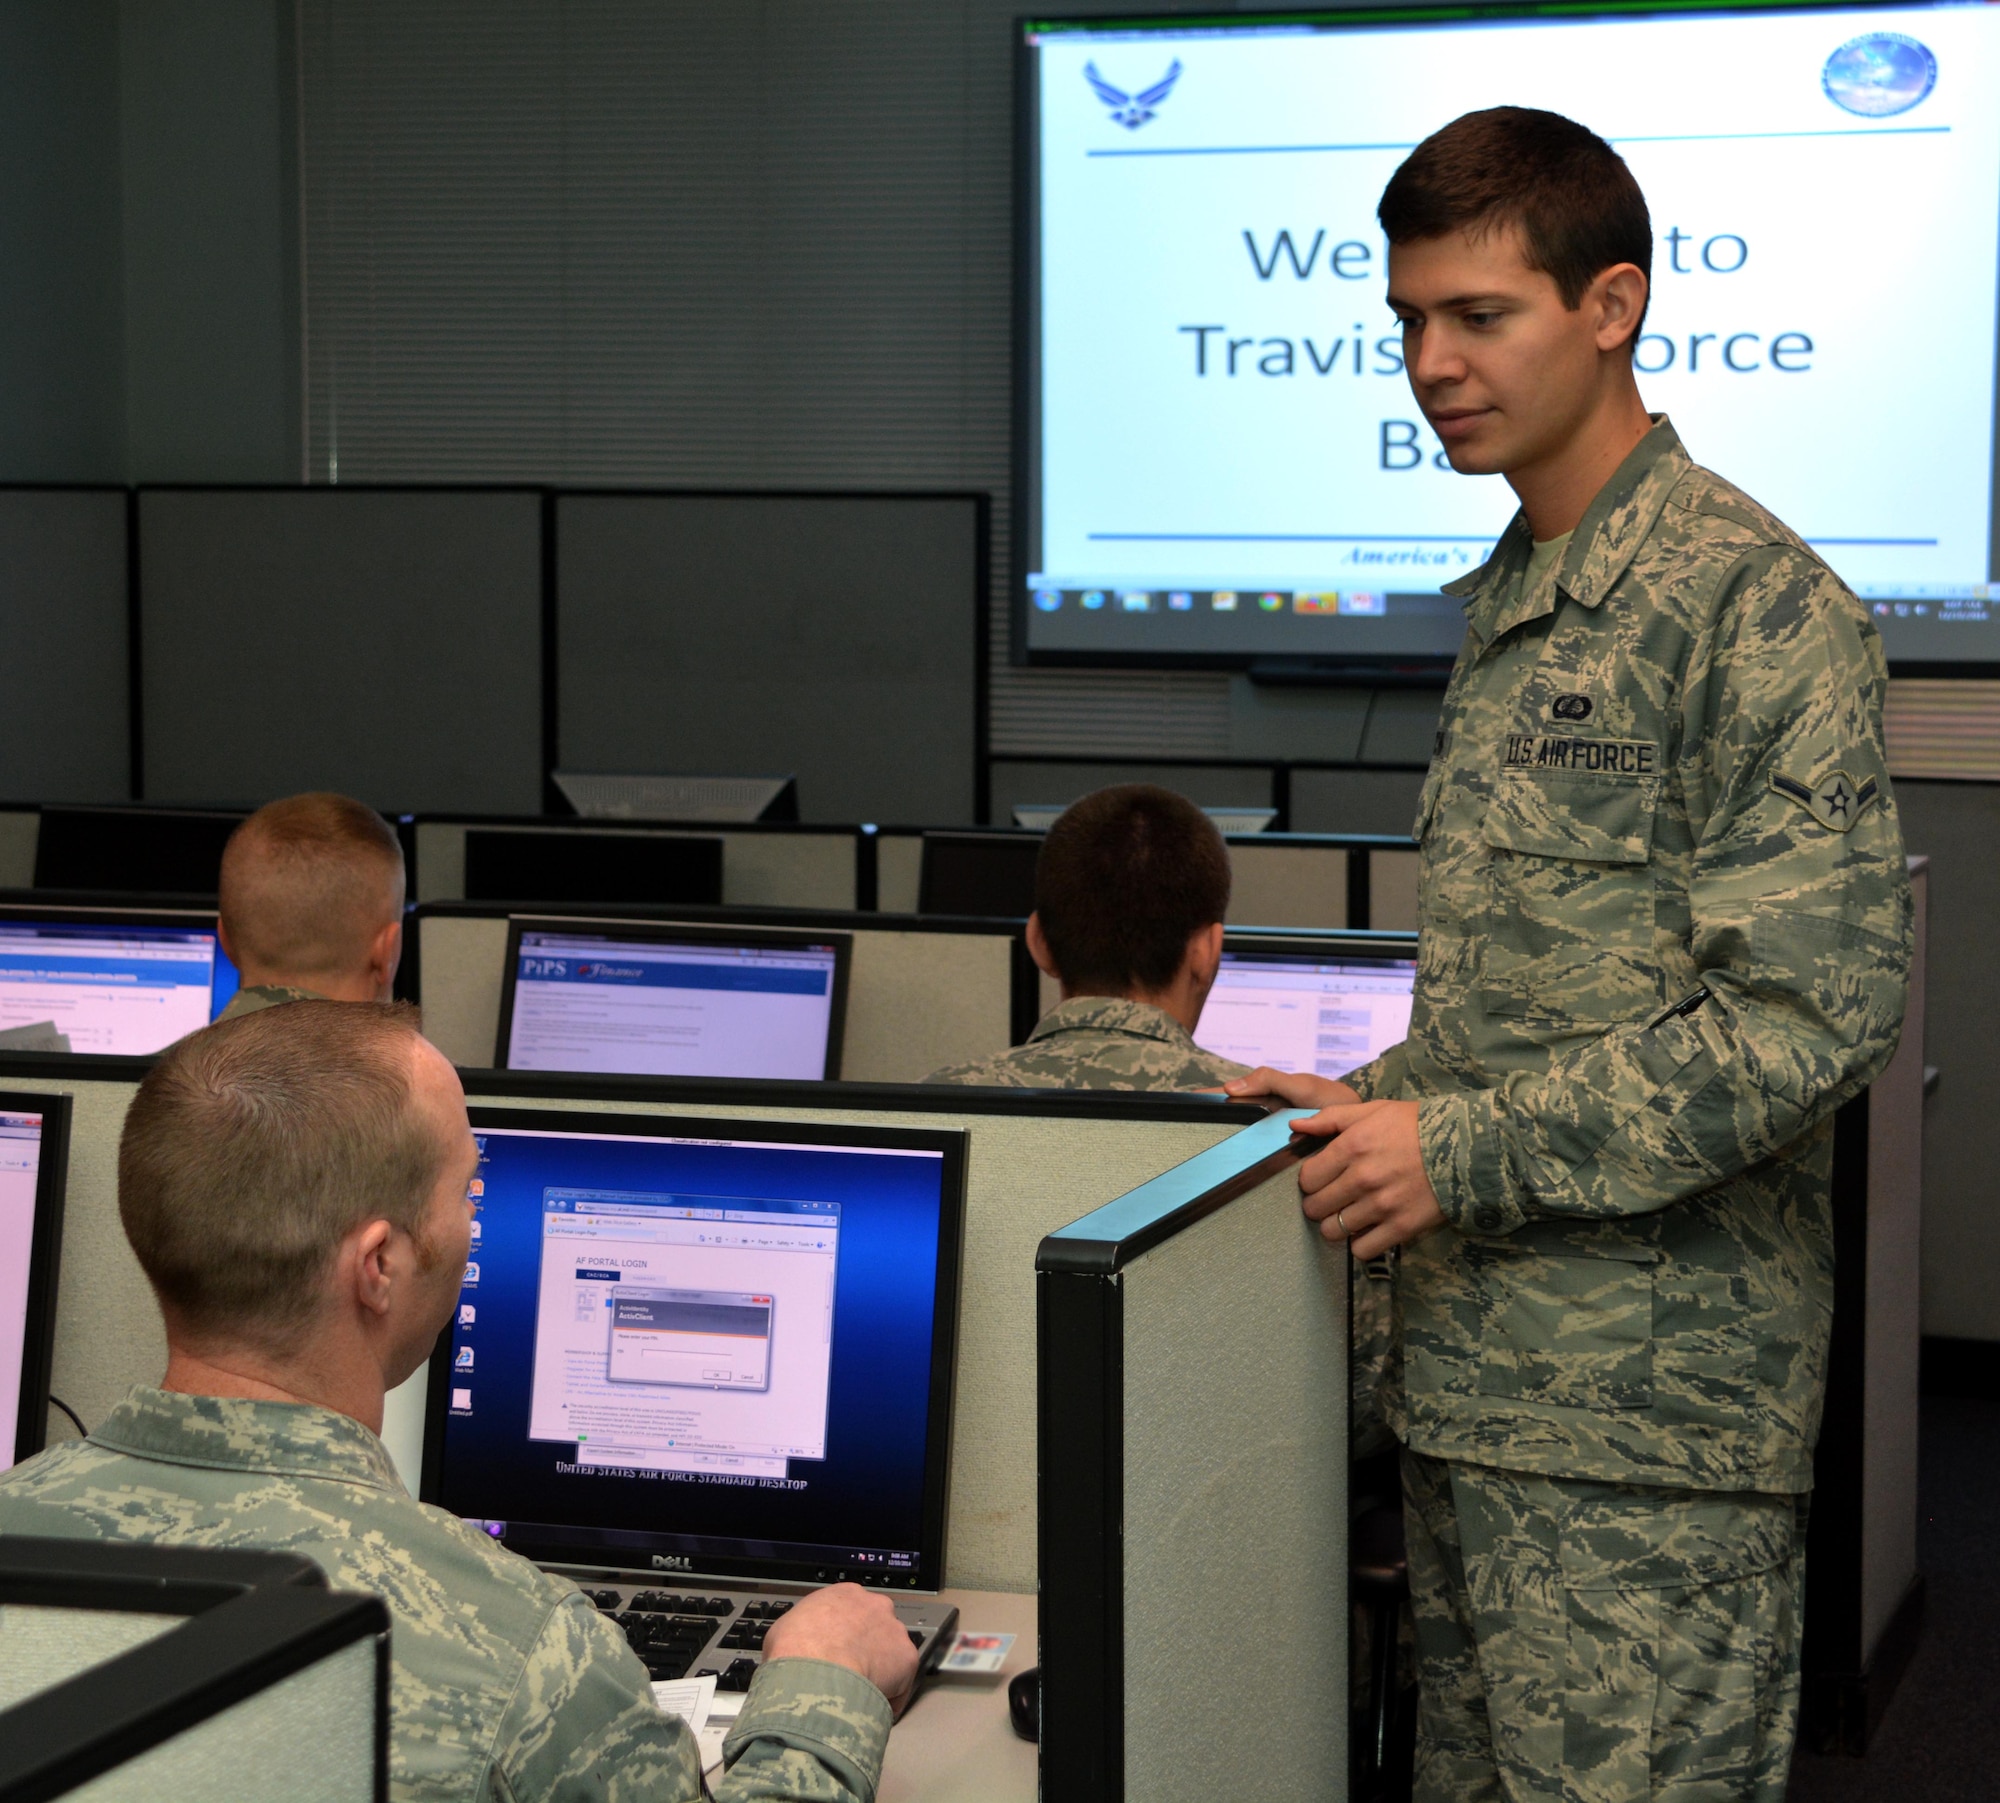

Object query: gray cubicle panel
[441,1072,1267,1595]
[0,814,40,890]
[136,489,543,813]
[1038,1109,1346,1803]
[0,490,131,806]
[0,1540,388,1803]
[414,901,1033,1084]
[554,492,984,825]
[409,817,862,911]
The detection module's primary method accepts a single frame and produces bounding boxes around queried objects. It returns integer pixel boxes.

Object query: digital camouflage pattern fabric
[0,1389,891,1803]
[1402,1449,1803,1803]
[217,982,326,1021]
[1345,417,1912,1493]
[924,994,1247,1090]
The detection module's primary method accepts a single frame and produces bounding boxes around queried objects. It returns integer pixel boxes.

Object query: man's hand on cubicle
[1291,1101,1445,1260]
[762,1582,921,1718]
[1221,1068,1362,1111]
[1224,1071,1445,1258]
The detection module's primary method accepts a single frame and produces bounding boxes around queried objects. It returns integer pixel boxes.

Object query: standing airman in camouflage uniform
[1233,109,1910,1800]
[0,1002,914,1803]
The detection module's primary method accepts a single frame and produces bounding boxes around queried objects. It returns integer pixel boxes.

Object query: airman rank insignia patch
[1771,768,1878,832]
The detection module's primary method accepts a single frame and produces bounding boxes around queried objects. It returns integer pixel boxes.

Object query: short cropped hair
[1378,107,1651,330]
[1035,785,1231,995]
[119,1001,442,1348]
[219,793,405,979]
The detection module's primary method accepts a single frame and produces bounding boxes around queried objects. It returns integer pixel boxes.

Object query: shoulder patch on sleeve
[1771,768,1878,832]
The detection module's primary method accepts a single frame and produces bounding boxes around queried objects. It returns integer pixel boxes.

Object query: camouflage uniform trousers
[1402,1449,1804,1803]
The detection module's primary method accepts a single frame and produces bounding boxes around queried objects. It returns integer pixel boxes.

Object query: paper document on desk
[939,1631,1015,1674]
[700,1688,746,1774]
[651,1673,717,1736]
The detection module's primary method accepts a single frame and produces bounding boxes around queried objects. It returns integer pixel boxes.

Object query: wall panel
[137,489,542,812]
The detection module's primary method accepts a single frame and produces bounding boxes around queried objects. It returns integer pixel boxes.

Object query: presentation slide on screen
[0,1115,43,1469]
[1026,4,2000,664]
[525,1189,840,1480]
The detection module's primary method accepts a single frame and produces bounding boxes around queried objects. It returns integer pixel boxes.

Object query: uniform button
[1473,1205,1502,1231]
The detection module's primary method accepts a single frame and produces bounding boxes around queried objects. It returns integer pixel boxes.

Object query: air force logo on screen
[1822,32,1936,117]
[1084,59,1182,129]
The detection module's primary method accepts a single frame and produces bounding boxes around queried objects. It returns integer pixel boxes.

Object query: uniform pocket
[1480,767,1661,1026]
[1475,1247,1657,1411]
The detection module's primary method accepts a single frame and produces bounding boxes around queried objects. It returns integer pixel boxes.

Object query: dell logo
[651,1554,692,1570]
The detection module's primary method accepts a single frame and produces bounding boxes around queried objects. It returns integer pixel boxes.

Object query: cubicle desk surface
[881,1588,1037,1803]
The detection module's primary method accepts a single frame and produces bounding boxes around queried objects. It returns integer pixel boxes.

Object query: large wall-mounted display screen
[1017,3,2000,673]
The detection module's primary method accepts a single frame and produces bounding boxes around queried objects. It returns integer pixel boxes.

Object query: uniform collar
[1028,994,1198,1050]
[88,1386,406,1494]
[1443,414,1690,644]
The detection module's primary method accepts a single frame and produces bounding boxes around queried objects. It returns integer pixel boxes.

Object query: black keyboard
[577,1578,957,1690]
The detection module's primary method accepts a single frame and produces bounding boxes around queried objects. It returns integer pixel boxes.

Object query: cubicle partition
[414,900,1035,1083]
[1038,1110,1347,1803]
[880,825,1421,932]
[409,816,865,912]
[2,1042,1261,1600]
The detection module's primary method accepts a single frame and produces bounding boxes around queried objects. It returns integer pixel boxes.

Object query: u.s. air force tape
[1771,768,1878,832]
[1503,734,1657,776]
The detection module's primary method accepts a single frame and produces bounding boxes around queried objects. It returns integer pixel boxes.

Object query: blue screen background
[434,1122,950,1576]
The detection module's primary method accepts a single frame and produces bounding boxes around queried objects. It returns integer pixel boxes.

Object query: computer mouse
[1008,1665,1040,1743]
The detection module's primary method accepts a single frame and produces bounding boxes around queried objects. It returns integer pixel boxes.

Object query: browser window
[0,922,237,1054]
[1196,953,1415,1079]
[0,1113,43,1469]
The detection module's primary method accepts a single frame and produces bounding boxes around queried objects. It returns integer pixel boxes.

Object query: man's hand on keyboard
[763,1583,920,1717]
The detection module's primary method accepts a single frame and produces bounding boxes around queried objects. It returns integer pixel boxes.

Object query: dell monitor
[423,1108,966,1591]
[495,922,848,1080]
[0,1095,71,1472]
[0,912,242,1055]
[1019,2,2000,676]
[1195,938,1416,1078]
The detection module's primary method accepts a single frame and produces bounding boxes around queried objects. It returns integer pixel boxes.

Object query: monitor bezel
[421,1106,968,1593]
[1012,0,2000,681]
[493,917,854,1081]
[0,903,238,1043]
[0,1088,72,1468]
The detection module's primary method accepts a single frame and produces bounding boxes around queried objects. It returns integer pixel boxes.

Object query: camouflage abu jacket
[1346,417,1911,1493]
[924,994,1247,1090]
[0,1389,892,1803]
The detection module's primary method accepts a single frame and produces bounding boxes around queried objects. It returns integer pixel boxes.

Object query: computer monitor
[495,922,849,1080]
[1194,939,1416,1079]
[0,1093,71,1472]
[32,806,245,896]
[917,831,1041,918]
[0,911,241,1054]
[423,1108,966,1590]
[463,829,724,907]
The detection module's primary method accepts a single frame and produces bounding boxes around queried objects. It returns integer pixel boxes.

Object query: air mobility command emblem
[1771,767,1879,832]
